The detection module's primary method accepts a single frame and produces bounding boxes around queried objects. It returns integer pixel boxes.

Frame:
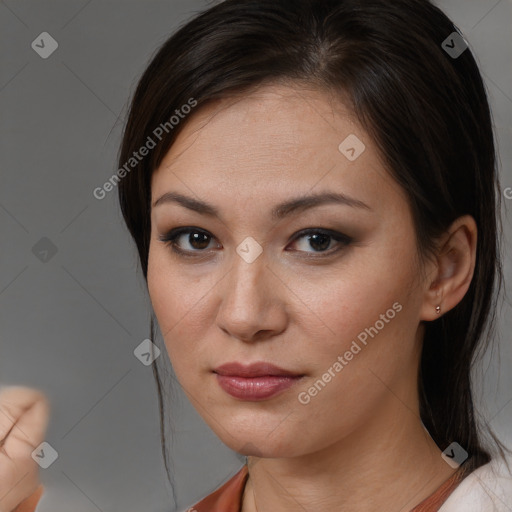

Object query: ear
[420,215,477,321]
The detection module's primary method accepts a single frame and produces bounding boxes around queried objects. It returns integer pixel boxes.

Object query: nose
[215,251,287,343]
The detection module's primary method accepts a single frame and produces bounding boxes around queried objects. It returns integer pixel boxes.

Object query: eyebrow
[152,190,372,220]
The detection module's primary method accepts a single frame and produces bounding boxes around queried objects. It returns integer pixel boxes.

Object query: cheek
[147,249,177,333]
[290,291,418,448]
[147,248,192,360]
[296,284,410,384]
[147,246,205,329]
[147,246,216,379]
[293,245,417,357]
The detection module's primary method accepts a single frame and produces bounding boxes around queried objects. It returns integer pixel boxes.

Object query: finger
[0,388,49,512]
[0,387,50,453]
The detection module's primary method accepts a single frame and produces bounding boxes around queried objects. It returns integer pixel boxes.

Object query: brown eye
[158,227,219,255]
[185,231,211,250]
[288,229,352,255]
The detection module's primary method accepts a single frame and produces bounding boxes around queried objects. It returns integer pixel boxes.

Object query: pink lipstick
[213,362,304,401]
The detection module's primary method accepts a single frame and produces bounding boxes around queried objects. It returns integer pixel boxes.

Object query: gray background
[1,1,511,511]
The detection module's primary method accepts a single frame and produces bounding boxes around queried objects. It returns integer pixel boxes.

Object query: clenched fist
[0,387,50,512]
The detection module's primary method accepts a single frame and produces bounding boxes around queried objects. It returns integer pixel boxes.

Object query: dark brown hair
[117,0,506,499]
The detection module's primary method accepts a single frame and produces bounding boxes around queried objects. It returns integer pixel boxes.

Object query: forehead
[151,83,401,214]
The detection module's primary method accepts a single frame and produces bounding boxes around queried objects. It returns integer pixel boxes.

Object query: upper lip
[213,362,303,377]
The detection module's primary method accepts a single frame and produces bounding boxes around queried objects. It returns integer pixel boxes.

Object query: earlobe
[419,215,477,322]
[420,281,444,321]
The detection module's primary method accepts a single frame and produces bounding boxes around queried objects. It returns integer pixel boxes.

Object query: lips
[214,361,302,377]
[213,362,305,400]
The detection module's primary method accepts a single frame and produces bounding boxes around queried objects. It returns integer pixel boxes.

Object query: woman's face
[147,84,431,458]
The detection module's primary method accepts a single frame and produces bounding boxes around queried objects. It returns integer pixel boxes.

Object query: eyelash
[157,227,353,259]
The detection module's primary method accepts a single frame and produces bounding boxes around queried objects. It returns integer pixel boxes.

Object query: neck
[242,396,456,512]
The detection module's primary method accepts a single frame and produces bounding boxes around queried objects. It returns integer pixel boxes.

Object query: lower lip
[215,374,303,400]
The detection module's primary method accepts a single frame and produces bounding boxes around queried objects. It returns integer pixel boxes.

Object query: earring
[435,305,441,314]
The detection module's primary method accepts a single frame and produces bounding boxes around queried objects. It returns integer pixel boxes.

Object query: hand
[0,387,50,512]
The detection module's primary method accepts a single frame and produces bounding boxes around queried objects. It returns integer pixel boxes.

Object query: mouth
[213,362,305,401]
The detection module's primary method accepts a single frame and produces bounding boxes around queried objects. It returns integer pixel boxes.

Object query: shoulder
[439,456,512,512]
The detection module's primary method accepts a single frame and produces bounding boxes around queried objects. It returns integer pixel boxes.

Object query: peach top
[189,464,465,512]
[13,466,465,511]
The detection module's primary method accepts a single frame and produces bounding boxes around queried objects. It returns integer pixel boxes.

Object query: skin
[0,387,49,512]
[147,83,477,512]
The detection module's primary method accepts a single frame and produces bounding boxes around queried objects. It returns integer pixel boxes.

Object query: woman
[116,0,512,510]
[4,0,511,510]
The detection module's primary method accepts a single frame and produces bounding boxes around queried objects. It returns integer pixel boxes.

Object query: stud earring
[435,305,441,314]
